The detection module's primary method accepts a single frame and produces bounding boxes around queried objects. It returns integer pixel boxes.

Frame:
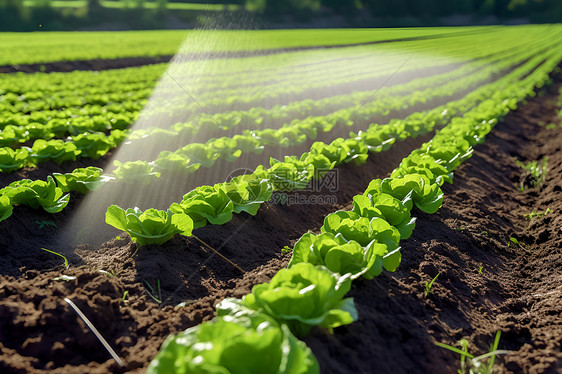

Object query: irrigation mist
[57,28,461,248]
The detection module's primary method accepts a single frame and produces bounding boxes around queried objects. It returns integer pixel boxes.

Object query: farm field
[0,25,561,373]
[0,27,479,70]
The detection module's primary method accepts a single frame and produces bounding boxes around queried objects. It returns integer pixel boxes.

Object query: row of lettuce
[98,47,562,242]
[1,29,516,116]
[143,44,561,374]
[0,44,556,226]
[1,28,555,165]
[0,34,557,177]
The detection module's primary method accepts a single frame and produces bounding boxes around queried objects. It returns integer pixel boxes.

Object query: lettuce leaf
[1,176,69,213]
[288,232,388,280]
[0,195,13,223]
[147,311,319,374]
[105,205,193,246]
[170,186,234,228]
[53,166,104,194]
[218,263,357,337]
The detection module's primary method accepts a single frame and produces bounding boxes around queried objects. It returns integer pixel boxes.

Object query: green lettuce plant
[391,153,453,186]
[153,151,200,174]
[29,139,80,165]
[288,232,389,280]
[352,193,417,240]
[0,176,69,213]
[105,206,193,246]
[113,160,160,183]
[170,186,234,228]
[0,147,29,173]
[72,132,115,160]
[217,263,357,337]
[365,175,444,214]
[220,176,273,216]
[0,195,13,222]
[53,166,105,194]
[146,311,319,374]
[268,158,315,191]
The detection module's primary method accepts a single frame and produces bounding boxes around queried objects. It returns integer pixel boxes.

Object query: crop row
[2,28,476,66]
[144,43,561,374]
[120,32,554,146]
[106,41,555,180]
[0,166,104,222]
[2,45,557,224]
[100,46,561,245]
[1,27,551,135]
[1,33,555,177]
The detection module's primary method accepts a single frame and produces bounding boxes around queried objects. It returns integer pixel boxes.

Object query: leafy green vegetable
[353,193,417,240]
[0,147,29,173]
[288,232,389,280]
[153,151,200,174]
[105,205,193,246]
[269,157,315,191]
[53,166,105,194]
[310,141,348,164]
[0,195,13,222]
[1,176,69,213]
[113,160,160,183]
[217,263,357,337]
[378,174,444,214]
[179,143,219,168]
[170,186,234,228]
[220,176,273,215]
[391,153,453,186]
[209,137,243,162]
[29,139,80,165]
[147,311,319,374]
[72,132,115,160]
[321,211,401,249]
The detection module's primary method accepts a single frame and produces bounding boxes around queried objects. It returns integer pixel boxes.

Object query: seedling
[514,157,548,191]
[98,269,116,277]
[478,266,483,275]
[35,219,57,229]
[144,279,162,304]
[507,237,520,248]
[524,208,552,220]
[41,247,69,268]
[281,245,292,254]
[122,291,129,304]
[436,330,508,374]
[425,272,441,297]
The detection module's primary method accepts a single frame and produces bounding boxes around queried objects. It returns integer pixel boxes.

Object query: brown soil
[1,84,561,374]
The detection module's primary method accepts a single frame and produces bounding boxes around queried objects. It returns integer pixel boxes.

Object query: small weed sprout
[478,266,483,275]
[514,157,548,191]
[524,208,552,220]
[507,237,520,248]
[35,220,57,229]
[122,291,129,304]
[281,245,292,254]
[425,272,441,297]
[41,247,69,269]
[144,279,162,304]
[436,330,508,374]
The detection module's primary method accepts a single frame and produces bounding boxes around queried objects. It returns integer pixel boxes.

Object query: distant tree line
[0,0,561,31]
[247,0,562,22]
